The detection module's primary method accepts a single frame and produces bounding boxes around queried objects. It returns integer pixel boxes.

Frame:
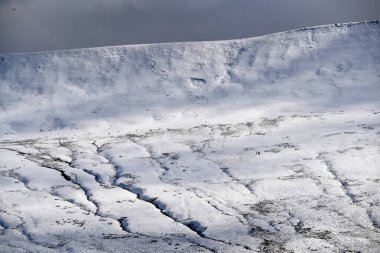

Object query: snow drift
[0,21,379,134]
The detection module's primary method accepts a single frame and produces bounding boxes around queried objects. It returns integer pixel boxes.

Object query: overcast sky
[1,0,379,53]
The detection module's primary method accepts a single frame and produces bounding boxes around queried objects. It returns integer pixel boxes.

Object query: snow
[0,21,379,252]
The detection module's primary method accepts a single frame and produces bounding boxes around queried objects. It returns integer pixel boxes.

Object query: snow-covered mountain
[0,21,379,253]
[1,21,379,134]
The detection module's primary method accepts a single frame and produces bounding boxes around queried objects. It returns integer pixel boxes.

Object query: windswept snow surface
[0,21,380,252]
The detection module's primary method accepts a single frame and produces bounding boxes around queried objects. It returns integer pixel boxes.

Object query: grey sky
[1,0,379,53]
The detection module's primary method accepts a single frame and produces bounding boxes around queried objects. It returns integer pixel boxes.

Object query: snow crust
[0,21,379,252]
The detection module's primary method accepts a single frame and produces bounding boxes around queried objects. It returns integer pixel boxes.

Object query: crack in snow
[92,140,256,252]
[316,153,380,230]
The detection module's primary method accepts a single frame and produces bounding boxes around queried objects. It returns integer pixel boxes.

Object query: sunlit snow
[0,21,379,252]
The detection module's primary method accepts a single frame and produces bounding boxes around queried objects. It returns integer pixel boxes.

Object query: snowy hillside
[0,21,379,252]
[1,21,379,134]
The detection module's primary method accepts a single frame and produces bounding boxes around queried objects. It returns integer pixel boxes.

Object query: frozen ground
[0,21,379,252]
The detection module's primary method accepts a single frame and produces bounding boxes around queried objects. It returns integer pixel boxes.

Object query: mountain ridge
[0,20,378,55]
[0,20,379,135]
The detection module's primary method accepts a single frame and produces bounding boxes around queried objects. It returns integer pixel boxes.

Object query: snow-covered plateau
[0,21,379,252]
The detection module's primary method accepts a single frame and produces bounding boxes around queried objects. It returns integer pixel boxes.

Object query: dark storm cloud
[0,0,379,53]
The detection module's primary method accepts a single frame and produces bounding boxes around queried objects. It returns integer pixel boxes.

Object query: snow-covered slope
[0,21,379,134]
[0,21,380,253]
